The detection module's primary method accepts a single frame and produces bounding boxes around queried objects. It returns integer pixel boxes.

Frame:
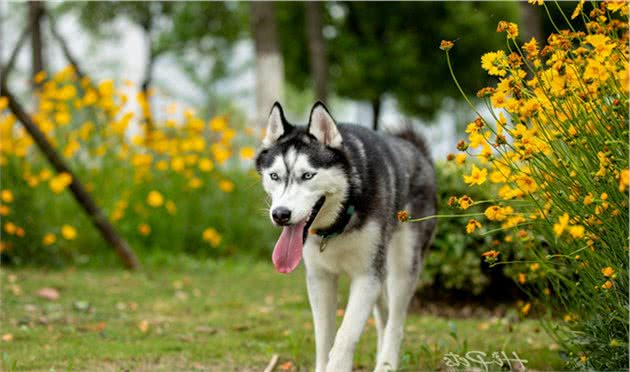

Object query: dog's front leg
[306,268,338,372]
[326,275,382,372]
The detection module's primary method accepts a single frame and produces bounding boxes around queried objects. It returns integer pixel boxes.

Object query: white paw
[374,361,396,372]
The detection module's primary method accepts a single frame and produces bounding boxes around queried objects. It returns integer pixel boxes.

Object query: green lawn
[1,258,565,371]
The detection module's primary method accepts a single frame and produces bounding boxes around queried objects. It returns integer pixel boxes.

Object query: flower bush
[0,66,277,265]
[440,1,628,369]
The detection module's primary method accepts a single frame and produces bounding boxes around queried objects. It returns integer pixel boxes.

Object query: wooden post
[0,78,140,270]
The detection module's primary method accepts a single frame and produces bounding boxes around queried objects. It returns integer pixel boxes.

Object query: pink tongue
[272,221,306,274]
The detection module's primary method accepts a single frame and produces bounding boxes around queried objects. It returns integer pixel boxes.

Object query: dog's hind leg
[373,288,388,358]
[374,225,419,372]
[306,268,338,372]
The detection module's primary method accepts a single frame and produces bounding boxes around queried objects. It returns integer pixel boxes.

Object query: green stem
[407,212,484,223]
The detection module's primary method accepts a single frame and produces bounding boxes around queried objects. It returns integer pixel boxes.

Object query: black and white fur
[256,102,437,372]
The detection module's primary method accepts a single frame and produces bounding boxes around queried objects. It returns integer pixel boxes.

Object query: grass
[0,257,566,371]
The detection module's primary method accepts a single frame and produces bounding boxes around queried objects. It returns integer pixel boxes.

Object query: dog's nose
[272,207,292,225]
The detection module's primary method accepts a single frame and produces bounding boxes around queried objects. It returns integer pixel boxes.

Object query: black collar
[311,202,355,240]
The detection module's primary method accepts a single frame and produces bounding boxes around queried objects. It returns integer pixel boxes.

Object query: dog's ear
[262,102,291,148]
[308,102,342,148]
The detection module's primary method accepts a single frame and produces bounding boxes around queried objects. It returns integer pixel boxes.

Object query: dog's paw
[373,362,396,372]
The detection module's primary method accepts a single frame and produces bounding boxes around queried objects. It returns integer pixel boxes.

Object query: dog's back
[337,124,437,268]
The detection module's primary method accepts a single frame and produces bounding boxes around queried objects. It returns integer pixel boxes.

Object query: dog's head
[255,102,349,273]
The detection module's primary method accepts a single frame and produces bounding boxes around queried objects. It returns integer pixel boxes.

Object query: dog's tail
[394,126,433,162]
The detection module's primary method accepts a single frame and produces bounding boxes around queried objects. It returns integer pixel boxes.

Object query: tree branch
[47,13,87,81]
[1,25,31,86]
[0,73,140,270]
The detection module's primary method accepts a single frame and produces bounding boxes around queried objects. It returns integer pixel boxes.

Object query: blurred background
[1,1,577,303]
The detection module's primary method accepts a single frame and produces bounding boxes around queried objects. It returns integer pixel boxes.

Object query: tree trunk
[371,98,381,131]
[28,0,45,87]
[251,1,284,129]
[139,21,156,139]
[519,1,544,44]
[305,2,328,103]
[0,77,140,270]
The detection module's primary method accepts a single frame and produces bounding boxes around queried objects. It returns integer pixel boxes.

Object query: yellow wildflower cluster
[448,1,629,253]
[0,65,258,249]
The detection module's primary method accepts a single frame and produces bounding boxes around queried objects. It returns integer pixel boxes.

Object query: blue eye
[270,173,280,181]
[302,172,316,180]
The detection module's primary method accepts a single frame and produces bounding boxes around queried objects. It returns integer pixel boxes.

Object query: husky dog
[256,102,437,372]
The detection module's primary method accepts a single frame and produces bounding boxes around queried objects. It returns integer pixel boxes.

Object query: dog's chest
[303,221,380,277]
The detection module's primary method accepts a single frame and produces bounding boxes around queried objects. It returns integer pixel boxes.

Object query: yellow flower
[1,190,13,203]
[54,111,71,126]
[210,116,228,131]
[583,193,594,205]
[466,219,482,234]
[458,195,474,210]
[440,40,454,51]
[138,223,151,236]
[619,169,629,192]
[63,140,81,158]
[211,143,231,165]
[523,37,539,57]
[602,266,615,277]
[527,0,543,5]
[601,280,613,289]
[202,227,222,247]
[606,0,627,12]
[585,34,615,60]
[39,169,52,181]
[219,180,235,193]
[166,200,177,215]
[34,71,47,83]
[239,147,255,160]
[463,165,488,186]
[569,225,585,239]
[521,302,531,315]
[146,191,164,207]
[49,172,73,194]
[0,205,9,216]
[455,153,467,165]
[481,250,500,258]
[518,273,526,284]
[171,157,185,172]
[0,96,8,110]
[571,0,585,19]
[530,263,540,272]
[198,158,214,172]
[397,210,409,222]
[516,175,537,193]
[484,206,509,221]
[497,21,518,39]
[188,177,203,189]
[4,222,17,235]
[61,225,77,240]
[553,213,570,236]
[481,51,508,77]
[42,233,56,246]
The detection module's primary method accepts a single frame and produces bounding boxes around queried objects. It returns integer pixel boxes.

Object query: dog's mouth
[271,196,326,274]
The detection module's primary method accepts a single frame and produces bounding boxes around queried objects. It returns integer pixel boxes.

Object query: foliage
[0,261,565,371]
[0,67,277,266]
[421,162,519,297]
[279,1,519,118]
[441,1,628,369]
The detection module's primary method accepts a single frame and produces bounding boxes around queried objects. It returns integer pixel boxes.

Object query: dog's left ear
[308,102,342,148]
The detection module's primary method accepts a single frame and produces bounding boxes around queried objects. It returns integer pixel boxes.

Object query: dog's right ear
[262,102,291,148]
